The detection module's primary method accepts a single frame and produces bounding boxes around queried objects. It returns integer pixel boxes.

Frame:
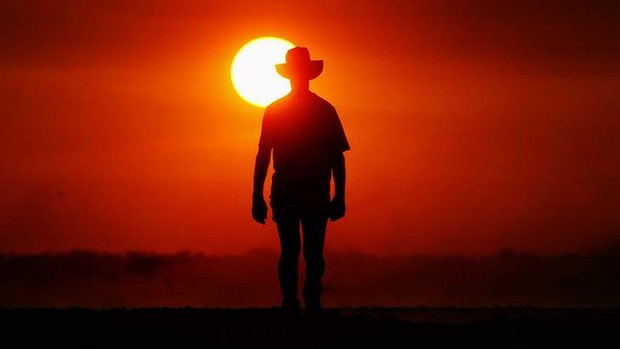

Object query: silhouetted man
[252,47,350,314]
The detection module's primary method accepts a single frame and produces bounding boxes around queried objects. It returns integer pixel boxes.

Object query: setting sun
[230,37,294,108]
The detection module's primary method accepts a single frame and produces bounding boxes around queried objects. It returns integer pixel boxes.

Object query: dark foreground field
[2,307,618,348]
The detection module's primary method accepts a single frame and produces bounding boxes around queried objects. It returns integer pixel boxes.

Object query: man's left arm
[330,152,346,221]
[327,104,349,222]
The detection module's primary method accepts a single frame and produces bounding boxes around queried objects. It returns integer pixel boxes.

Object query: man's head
[276,47,323,82]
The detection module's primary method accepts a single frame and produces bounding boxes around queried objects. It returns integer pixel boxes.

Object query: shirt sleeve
[329,106,350,153]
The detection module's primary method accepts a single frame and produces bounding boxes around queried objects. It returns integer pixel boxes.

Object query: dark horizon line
[2,244,620,258]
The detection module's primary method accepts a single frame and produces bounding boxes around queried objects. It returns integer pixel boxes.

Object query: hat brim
[276,60,324,80]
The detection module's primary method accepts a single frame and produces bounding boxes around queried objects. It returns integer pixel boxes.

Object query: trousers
[275,215,328,308]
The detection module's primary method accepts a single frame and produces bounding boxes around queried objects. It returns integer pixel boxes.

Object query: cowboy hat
[276,47,324,80]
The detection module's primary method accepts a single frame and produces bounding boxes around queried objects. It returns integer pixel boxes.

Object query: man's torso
[260,92,349,207]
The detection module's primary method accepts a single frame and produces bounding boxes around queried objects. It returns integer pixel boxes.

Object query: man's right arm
[252,145,271,224]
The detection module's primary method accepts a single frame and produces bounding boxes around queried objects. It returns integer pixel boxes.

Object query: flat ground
[2,307,618,348]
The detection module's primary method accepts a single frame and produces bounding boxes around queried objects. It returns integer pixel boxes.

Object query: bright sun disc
[231,37,294,108]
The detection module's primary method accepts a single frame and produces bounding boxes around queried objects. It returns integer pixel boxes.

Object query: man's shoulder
[264,95,292,116]
[265,92,337,118]
[309,93,336,110]
[265,97,284,113]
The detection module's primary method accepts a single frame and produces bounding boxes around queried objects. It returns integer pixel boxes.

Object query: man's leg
[301,217,328,310]
[276,217,301,310]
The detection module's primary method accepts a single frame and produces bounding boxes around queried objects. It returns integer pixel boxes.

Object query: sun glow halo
[231,37,294,108]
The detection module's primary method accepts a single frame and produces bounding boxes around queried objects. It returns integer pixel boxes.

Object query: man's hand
[329,196,346,222]
[252,196,268,224]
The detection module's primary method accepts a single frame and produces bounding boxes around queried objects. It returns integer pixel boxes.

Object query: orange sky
[1,0,619,255]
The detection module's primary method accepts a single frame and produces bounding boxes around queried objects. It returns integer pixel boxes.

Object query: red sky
[1,0,619,255]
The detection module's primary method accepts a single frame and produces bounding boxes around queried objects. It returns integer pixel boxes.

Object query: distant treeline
[1,248,619,308]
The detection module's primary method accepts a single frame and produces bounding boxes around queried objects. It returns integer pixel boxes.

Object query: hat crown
[275,46,323,80]
[285,47,312,65]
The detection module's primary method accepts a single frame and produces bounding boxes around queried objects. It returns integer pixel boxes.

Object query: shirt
[259,91,350,206]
